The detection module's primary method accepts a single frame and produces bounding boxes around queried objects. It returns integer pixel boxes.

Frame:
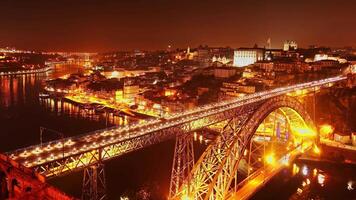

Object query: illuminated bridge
[3,75,348,199]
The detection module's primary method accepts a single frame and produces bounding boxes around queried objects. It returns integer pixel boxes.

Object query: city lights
[313,145,321,154]
[265,153,275,165]
[0,1,355,199]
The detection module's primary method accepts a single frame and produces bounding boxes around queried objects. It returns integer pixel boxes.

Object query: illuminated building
[220,81,256,97]
[314,54,347,63]
[212,55,232,65]
[123,84,140,102]
[233,48,264,67]
[283,40,298,51]
[334,132,351,144]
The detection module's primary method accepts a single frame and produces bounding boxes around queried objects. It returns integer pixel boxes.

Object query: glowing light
[199,135,203,143]
[181,195,192,200]
[56,142,63,149]
[110,71,119,78]
[282,156,290,166]
[313,145,321,154]
[244,149,248,156]
[293,127,316,137]
[306,178,311,185]
[65,139,75,146]
[318,174,325,187]
[319,124,334,138]
[20,150,30,158]
[265,153,275,165]
[347,181,354,191]
[120,196,129,200]
[313,168,318,177]
[302,165,309,176]
[295,89,303,95]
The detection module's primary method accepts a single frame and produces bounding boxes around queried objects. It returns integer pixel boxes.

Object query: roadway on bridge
[228,144,311,200]
[5,76,345,177]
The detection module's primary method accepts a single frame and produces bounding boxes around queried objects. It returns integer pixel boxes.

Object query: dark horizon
[1,0,355,52]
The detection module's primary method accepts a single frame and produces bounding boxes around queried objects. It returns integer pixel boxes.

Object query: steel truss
[8,77,342,179]
[172,105,259,200]
[82,163,106,200]
[176,95,316,200]
[169,133,195,198]
[247,138,265,177]
[32,103,261,178]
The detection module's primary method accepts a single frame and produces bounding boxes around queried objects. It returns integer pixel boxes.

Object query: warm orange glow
[313,145,321,154]
[110,71,119,78]
[265,153,275,165]
[181,195,192,200]
[319,124,334,138]
[293,127,316,137]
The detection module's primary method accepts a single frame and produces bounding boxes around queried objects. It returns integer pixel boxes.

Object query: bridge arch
[240,95,317,146]
[175,95,318,200]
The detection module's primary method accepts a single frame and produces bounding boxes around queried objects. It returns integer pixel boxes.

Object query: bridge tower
[82,163,106,200]
[82,150,106,200]
[169,133,195,198]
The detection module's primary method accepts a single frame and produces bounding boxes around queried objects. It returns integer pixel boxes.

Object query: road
[228,144,312,200]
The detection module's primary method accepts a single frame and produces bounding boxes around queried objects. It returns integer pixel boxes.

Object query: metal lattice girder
[33,104,260,178]
[169,133,195,198]
[82,163,106,200]
[172,104,258,200]
[7,77,343,178]
[219,96,316,198]
[177,95,316,200]
[247,139,265,176]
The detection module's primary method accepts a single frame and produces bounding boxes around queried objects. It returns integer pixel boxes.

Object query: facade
[283,40,298,51]
[214,67,237,78]
[197,48,210,67]
[233,48,265,67]
[220,81,256,97]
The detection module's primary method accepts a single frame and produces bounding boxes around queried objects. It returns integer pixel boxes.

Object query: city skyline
[1,0,356,52]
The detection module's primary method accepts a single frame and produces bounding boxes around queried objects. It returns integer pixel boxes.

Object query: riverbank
[0,66,52,76]
[298,143,356,165]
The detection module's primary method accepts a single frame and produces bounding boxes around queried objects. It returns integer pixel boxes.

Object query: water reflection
[0,65,133,127]
[0,73,44,107]
[39,98,130,126]
[253,161,356,200]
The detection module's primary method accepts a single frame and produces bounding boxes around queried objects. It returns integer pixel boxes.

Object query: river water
[0,65,355,199]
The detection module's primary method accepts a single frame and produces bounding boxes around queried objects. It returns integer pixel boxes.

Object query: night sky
[0,0,355,52]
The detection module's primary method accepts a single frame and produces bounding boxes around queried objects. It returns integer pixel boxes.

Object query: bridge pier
[82,163,106,200]
[169,133,195,199]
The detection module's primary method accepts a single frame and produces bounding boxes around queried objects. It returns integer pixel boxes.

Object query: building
[214,67,237,78]
[220,81,256,97]
[197,48,210,67]
[283,40,298,51]
[233,48,265,67]
[265,49,284,60]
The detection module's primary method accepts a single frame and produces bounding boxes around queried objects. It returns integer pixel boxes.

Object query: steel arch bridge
[2,76,347,199]
[169,95,317,200]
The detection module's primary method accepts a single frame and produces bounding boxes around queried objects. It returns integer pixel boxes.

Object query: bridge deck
[228,144,311,200]
[5,76,346,177]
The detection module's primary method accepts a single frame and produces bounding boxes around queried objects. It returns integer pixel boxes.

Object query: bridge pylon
[169,133,195,199]
[82,163,106,200]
